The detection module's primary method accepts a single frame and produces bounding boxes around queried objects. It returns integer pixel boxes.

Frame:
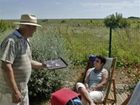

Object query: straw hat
[16,14,41,27]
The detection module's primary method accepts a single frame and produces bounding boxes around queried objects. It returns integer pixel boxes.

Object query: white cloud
[78,0,140,18]
[53,1,63,5]
[80,1,140,8]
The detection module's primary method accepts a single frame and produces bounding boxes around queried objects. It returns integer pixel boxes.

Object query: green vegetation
[0,20,16,33]
[0,18,140,104]
[104,12,129,57]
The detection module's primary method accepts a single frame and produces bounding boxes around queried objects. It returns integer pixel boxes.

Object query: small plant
[28,70,63,103]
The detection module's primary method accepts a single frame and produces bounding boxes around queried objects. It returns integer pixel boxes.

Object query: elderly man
[0,14,45,105]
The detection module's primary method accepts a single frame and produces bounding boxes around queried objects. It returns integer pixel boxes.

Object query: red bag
[51,88,79,105]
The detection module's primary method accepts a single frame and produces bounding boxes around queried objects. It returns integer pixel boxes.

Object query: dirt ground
[114,68,128,84]
[114,65,140,85]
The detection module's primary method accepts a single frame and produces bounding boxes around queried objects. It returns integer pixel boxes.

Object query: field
[35,19,140,66]
[0,18,140,104]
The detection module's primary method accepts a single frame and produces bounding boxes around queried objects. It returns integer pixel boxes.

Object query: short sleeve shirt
[0,30,32,93]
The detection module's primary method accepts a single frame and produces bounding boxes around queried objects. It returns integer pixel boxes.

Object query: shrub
[28,70,63,103]
[61,20,66,23]
[28,29,72,104]
[0,20,15,33]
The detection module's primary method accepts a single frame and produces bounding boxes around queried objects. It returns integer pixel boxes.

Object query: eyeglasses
[95,59,100,63]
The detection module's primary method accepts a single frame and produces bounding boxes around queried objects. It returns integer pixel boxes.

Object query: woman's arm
[84,69,93,90]
[84,68,93,82]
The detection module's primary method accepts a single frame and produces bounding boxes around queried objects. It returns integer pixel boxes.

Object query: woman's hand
[90,86,96,91]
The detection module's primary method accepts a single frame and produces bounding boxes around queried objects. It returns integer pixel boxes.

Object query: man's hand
[31,60,46,69]
[12,90,22,103]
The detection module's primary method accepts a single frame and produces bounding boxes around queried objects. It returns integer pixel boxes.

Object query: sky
[0,0,140,19]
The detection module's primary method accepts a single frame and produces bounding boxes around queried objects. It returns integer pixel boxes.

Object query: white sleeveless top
[87,67,108,91]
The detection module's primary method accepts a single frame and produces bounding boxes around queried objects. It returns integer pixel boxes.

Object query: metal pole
[109,27,112,57]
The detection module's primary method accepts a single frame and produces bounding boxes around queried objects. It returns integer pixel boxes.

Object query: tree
[104,13,129,57]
